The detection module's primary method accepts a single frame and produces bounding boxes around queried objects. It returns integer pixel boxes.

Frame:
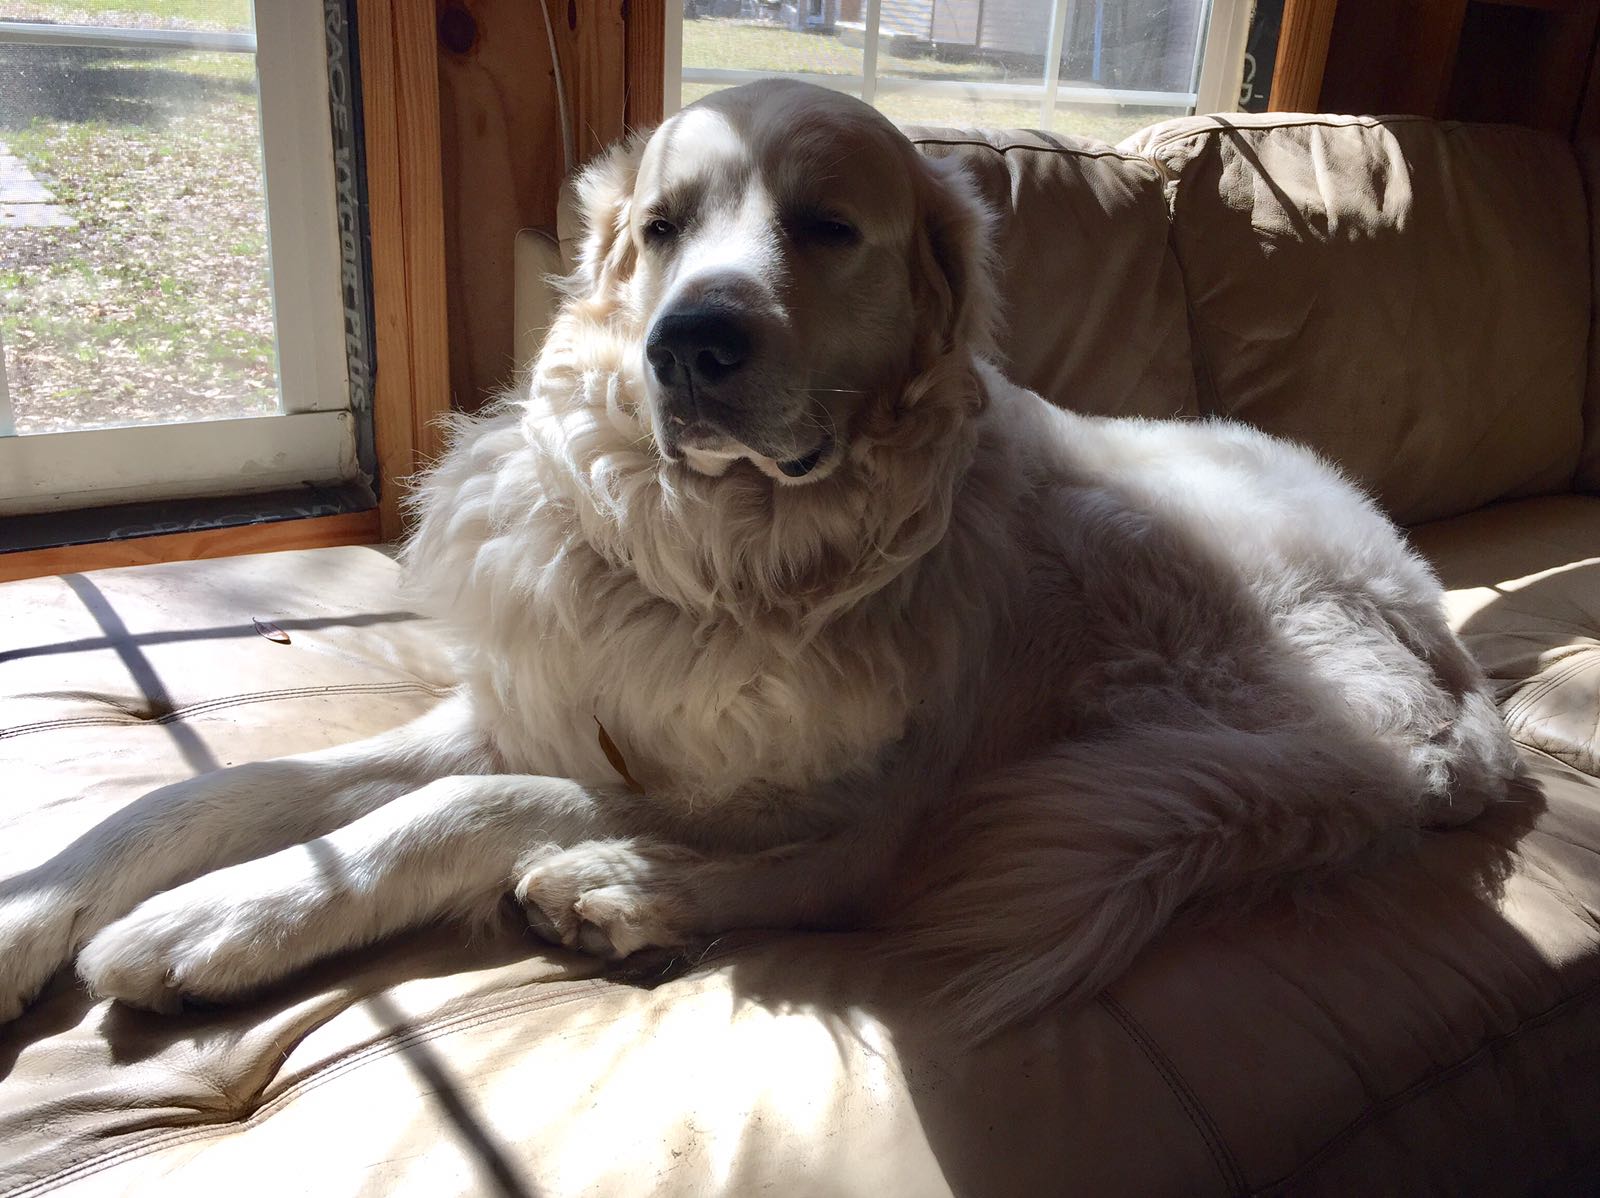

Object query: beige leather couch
[3,113,1597,1196]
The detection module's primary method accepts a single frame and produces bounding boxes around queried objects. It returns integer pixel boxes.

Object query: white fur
[0,82,1517,1031]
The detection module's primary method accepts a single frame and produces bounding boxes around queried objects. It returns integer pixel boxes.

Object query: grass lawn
[0,9,1179,436]
[0,1,274,433]
[1,1,251,30]
[682,18,1183,144]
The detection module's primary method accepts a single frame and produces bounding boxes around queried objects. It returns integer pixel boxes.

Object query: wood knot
[436,4,478,56]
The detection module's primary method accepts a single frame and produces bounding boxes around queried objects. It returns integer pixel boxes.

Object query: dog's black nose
[646,309,752,388]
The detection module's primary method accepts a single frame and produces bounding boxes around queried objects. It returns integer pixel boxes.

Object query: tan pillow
[909,128,1198,421]
[1128,114,1587,525]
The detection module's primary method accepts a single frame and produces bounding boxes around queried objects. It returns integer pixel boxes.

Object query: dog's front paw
[77,876,273,1013]
[513,842,692,960]
[0,879,81,1023]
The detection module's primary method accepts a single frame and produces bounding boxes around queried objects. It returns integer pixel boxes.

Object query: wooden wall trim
[1318,0,1469,118]
[554,0,629,165]
[435,1,634,410]
[0,511,382,584]
[436,1,562,413]
[359,0,453,540]
[393,2,452,471]
[1577,16,1600,138]
[1269,0,1340,111]
[626,0,666,130]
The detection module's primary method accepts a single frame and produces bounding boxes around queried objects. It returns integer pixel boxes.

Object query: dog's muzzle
[645,306,831,478]
[646,308,752,392]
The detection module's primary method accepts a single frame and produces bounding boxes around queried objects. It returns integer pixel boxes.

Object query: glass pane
[872,0,1051,137]
[1239,0,1282,112]
[875,93,1185,144]
[0,1,278,436]
[1057,1,1205,99]
[677,1,1218,144]
[682,3,864,108]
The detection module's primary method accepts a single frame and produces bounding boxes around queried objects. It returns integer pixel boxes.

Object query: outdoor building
[828,0,1208,94]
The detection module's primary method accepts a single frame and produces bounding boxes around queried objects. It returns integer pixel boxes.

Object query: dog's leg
[78,773,904,1012]
[77,773,616,1010]
[0,693,488,1021]
[892,717,1425,1035]
[511,821,901,960]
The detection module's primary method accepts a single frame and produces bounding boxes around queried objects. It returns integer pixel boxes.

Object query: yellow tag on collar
[594,716,646,795]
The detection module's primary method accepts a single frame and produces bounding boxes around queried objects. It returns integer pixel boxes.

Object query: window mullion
[1193,0,1253,115]
[664,0,685,116]
[860,0,882,105]
[1040,0,1076,128]
[252,0,348,415]
[0,328,14,438]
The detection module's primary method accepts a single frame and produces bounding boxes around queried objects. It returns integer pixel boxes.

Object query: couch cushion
[0,547,452,772]
[1126,114,1589,525]
[1410,495,1600,779]
[908,128,1199,420]
[3,512,1599,1195]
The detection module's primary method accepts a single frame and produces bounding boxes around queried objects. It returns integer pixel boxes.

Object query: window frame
[0,0,354,517]
[663,0,1256,125]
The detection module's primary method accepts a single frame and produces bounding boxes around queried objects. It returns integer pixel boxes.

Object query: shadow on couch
[2,534,1592,1196]
[709,773,1554,1195]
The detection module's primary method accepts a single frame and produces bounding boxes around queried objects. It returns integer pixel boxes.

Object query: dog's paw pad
[575,886,678,959]
[513,850,686,960]
[513,864,584,950]
[76,891,256,1014]
[576,919,618,958]
[77,933,189,1013]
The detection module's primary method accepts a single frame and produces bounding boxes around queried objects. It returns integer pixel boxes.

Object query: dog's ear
[569,131,649,304]
[910,155,998,365]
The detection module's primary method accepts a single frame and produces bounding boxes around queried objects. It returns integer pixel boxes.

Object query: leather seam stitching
[1099,993,1249,1196]
[1502,655,1592,728]
[0,681,452,742]
[1251,979,1600,1195]
[908,135,1152,166]
[0,980,606,1198]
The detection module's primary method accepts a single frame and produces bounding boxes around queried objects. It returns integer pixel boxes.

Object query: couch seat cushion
[1410,495,1600,778]
[2,501,1598,1195]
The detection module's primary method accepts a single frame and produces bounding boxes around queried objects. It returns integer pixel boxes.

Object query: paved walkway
[0,141,73,228]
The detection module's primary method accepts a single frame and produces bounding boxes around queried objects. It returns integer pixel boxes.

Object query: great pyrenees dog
[0,81,1518,1031]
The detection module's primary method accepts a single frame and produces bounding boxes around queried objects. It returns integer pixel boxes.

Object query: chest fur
[458,526,967,801]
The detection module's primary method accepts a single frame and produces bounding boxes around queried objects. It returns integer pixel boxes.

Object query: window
[0,1,360,518]
[668,0,1256,143]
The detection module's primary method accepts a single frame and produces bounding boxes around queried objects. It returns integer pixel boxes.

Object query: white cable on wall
[537,0,575,176]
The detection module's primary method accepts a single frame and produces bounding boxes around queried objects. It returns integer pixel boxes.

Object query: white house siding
[973,0,1054,58]
[835,0,1206,95]
[929,0,973,44]
[881,0,935,39]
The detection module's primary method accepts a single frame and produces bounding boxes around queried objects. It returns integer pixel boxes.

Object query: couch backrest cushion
[910,128,1199,420]
[1128,114,1587,526]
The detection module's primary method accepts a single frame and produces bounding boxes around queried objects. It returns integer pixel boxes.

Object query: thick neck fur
[402,307,1012,801]
[532,307,983,636]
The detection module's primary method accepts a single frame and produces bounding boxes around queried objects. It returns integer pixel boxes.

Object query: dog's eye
[795,214,859,246]
[643,217,679,242]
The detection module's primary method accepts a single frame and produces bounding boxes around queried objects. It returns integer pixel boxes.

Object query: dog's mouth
[659,412,836,484]
[776,439,830,478]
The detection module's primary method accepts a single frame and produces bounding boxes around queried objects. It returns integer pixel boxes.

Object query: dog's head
[570,79,995,486]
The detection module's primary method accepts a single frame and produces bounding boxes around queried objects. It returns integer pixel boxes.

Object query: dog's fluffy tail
[891,717,1474,1036]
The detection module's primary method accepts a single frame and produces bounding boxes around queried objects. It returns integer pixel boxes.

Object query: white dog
[0,81,1519,1031]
